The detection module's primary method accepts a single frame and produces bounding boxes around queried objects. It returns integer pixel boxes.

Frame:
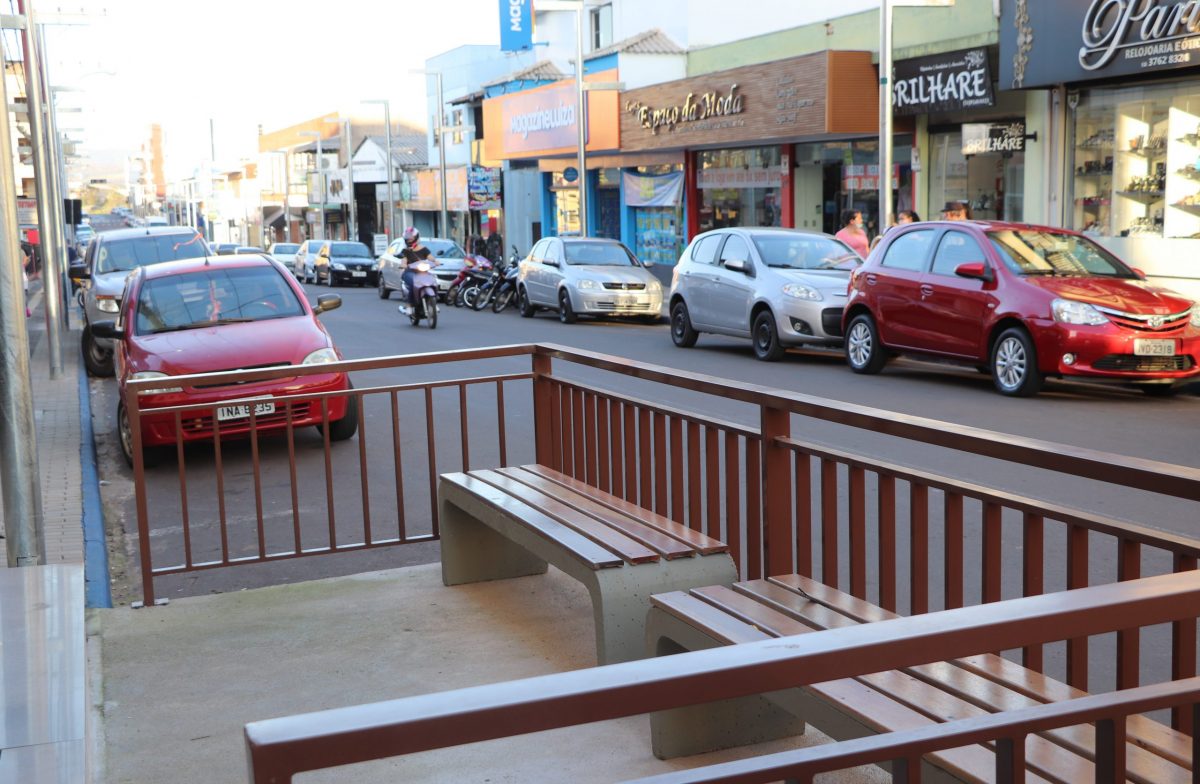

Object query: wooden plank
[493,468,696,559]
[470,470,660,564]
[518,465,727,554]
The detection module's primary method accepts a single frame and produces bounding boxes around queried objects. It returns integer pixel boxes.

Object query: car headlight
[330,262,346,271]
[577,278,599,290]
[1191,306,1200,328]
[97,297,120,313]
[647,279,662,295]
[782,283,822,301]
[1051,298,1108,326]
[301,348,339,365]
[130,371,181,395]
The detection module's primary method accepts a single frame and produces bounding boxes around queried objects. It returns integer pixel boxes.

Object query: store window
[929,131,1024,222]
[794,140,913,238]
[1071,83,1200,241]
[698,147,783,233]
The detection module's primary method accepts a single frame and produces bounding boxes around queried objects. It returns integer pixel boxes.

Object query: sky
[40,0,501,180]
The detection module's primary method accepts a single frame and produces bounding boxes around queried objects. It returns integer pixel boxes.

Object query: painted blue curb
[78,353,112,609]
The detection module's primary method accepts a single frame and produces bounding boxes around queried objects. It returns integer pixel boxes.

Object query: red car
[93,254,357,466]
[843,221,1200,396]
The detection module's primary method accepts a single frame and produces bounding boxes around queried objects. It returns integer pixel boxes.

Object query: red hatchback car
[94,255,356,465]
[843,221,1200,396]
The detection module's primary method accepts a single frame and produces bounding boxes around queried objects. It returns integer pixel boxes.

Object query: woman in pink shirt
[834,209,870,259]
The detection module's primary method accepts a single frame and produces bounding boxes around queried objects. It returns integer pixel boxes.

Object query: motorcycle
[445,254,491,308]
[491,253,522,313]
[398,260,439,329]
[471,257,510,312]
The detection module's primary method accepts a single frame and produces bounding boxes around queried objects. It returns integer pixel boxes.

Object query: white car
[516,237,662,323]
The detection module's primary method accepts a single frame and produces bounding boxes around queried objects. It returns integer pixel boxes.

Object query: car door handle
[920,284,934,297]
[865,273,878,286]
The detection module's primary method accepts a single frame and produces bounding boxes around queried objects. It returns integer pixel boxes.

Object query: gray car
[667,228,861,361]
[72,226,210,376]
[516,237,662,323]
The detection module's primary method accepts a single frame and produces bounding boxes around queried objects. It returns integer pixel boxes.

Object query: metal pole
[436,72,449,240]
[575,2,588,237]
[0,49,46,566]
[878,0,894,234]
[39,28,70,324]
[282,150,291,242]
[384,101,395,238]
[317,135,326,240]
[20,0,64,377]
[345,118,356,242]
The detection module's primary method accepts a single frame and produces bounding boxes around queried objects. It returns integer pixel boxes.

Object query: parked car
[74,224,95,247]
[843,220,1200,396]
[668,228,861,360]
[318,241,376,287]
[377,237,469,299]
[70,226,210,377]
[268,242,301,275]
[91,254,356,467]
[516,237,662,323]
[293,239,330,283]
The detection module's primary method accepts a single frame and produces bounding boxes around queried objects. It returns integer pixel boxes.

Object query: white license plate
[351,271,367,278]
[216,400,275,422]
[1134,339,1176,356]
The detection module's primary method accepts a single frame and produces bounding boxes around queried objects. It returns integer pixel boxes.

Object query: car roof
[559,236,622,244]
[97,226,203,242]
[139,254,277,281]
[907,219,1082,235]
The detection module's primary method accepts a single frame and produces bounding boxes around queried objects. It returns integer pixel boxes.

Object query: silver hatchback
[668,228,861,361]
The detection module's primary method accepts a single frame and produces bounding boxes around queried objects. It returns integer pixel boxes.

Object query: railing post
[127,384,157,608]
[761,404,792,577]
[532,351,556,469]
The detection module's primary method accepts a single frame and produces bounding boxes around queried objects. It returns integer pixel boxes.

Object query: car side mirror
[954,262,993,282]
[641,258,655,268]
[314,294,341,314]
[68,262,90,281]
[544,258,560,268]
[91,320,123,340]
[724,258,754,276]
[1131,266,1147,280]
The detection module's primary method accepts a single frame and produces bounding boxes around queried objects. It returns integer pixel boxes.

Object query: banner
[468,166,502,210]
[697,167,782,190]
[623,171,684,207]
[499,0,532,52]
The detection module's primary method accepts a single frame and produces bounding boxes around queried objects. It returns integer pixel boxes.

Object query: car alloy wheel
[845,314,886,374]
[991,328,1042,397]
[518,288,536,318]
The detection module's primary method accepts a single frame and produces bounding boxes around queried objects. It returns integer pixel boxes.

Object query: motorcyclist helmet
[403,227,420,247]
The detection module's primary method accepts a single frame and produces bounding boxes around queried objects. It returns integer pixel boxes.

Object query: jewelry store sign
[1001,0,1200,89]
[961,121,1027,155]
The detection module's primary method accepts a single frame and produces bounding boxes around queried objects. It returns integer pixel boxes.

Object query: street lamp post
[435,71,448,241]
[364,99,395,239]
[299,130,325,240]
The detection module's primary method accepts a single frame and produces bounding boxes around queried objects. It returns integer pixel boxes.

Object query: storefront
[618,50,882,257]
[1000,0,1200,299]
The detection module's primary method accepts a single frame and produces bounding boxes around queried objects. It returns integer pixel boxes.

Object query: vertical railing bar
[982,501,1002,604]
[1116,538,1141,691]
[213,411,229,565]
[944,492,964,610]
[573,387,586,482]
[1021,513,1044,672]
[609,398,624,499]
[459,383,470,472]
[548,381,563,473]
[910,483,929,615]
[128,388,156,605]
[705,425,721,541]
[1066,523,1089,691]
[1095,717,1127,784]
[995,734,1027,784]
[584,391,598,488]
[746,437,762,581]
[878,473,896,612]
[286,400,301,553]
[638,406,652,509]
[425,386,439,536]
[849,465,866,599]
[173,411,192,568]
[249,405,266,559]
[356,389,372,545]
[391,391,406,542]
[623,402,637,504]
[560,384,574,478]
[670,416,684,524]
[495,380,508,468]
[596,394,610,493]
[793,450,812,579]
[653,412,668,517]
[687,420,702,532]
[820,458,838,589]
[725,432,742,577]
[1172,553,1198,734]
[321,398,335,550]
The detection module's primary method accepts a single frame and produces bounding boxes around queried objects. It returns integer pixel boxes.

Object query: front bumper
[574,290,662,316]
[329,269,377,285]
[774,300,846,345]
[133,371,350,447]
[1033,321,1200,382]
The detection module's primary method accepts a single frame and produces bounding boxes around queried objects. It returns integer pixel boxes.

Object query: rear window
[331,242,370,258]
[96,233,208,274]
[135,265,304,334]
[272,244,300,255]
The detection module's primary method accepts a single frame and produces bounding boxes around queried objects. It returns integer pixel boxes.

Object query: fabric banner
[468,166,502,210]
[623,171,684,207]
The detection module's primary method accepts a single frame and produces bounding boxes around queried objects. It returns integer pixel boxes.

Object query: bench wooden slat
[518,465,728,555]
[492,467,697,560]
[650,592,767,645]
[469,470,660,564]
[441,473,623,570]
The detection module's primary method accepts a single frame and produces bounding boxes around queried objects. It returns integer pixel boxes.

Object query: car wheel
[82,324,115,377]
[117,399,164,469]
[518,287,536,318]
[328,273,338,288]
[317,388,359,442]
[558,288,577,324]
[845,313,887,374]
[991,327,1043,397]
[752,311,786,361]
[378,277,390,299]
[1141,384,1177,397]
[670,301,698,347]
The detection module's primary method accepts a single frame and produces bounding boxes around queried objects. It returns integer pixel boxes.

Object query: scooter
[398,260,439,329]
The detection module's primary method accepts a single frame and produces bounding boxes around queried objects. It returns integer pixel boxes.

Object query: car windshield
[95,233,208,274]
[751,234,861,271]
[988,230,1137,278]
[330,242,370,258]
[135,265,305,334]
[563,241,637,266]
[424,240,465,259]
[272,244,299,255]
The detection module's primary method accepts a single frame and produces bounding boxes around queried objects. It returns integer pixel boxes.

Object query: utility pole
[345,118,356,242]
[365,99,395,238]
[19,0,64,378]
[573,1,588,237]
[435,72,448,241]
[39,25,70,317]
[879,0,894,232]
[0,39,46,566]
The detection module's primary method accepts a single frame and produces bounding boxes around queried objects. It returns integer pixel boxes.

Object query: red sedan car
[843,221,1199,396]
[94,255,356,466]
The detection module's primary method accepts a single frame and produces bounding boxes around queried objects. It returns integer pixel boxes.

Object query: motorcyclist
[399,227,432,309]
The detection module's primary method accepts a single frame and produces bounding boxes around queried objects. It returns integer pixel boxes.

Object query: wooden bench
[648,575,1192,784]
[438,464,738,664]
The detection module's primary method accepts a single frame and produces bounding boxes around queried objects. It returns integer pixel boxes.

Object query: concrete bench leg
[647,607,806,759]
[440,497,549,586]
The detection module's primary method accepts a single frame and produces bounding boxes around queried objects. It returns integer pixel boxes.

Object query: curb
[78,351,112,609]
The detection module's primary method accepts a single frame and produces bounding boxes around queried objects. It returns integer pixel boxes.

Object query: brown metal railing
[243,570,1200,783]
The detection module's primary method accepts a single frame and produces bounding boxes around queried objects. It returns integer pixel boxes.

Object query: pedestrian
[834,209,870,258]
[941,201,971,221]
[897,210,920,224]
[21,244,30,318]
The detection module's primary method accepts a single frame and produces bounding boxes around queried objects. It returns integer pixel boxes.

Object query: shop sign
[841,164,900,191]
[624,85,747,135]
[498,0,532,52]
[468,165,502,210]
[324,168,350,205]
[697,167,782,190]
[1001,0,1200,89]
[500,83,582,155]
[962,122,1026,155]
[623,171,684,207]
[16,198,36,226]
[892,48,994,116]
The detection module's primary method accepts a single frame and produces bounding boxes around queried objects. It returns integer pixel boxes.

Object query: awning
[262,208,285,226]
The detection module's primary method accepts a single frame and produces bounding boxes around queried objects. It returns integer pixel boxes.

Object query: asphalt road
[90,276,1200,605]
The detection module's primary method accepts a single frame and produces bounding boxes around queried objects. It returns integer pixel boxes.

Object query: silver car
[72,226,209,376]
[668,228,861,361]
[516,237,662,323]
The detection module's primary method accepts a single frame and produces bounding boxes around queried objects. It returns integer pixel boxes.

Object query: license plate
[1134,339,1176,356]
[216,400,275,422]
[351,271,367,278]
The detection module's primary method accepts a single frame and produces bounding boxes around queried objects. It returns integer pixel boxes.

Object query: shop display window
[929,132,1024,222]
[1071,84,1200,240]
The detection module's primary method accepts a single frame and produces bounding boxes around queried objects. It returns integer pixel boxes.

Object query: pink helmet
[402,227,420,247]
